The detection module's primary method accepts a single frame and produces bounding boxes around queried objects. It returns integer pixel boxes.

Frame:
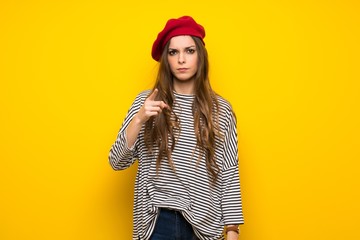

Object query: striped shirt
[109,90,244,240]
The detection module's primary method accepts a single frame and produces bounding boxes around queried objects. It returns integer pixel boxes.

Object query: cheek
[167,57,176,70]
[191,56,199,69]
[192,54,198,64]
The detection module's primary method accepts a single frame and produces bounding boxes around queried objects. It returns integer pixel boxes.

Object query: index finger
[148,88,158,101]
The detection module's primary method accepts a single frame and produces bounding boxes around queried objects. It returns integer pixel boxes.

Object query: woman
[109,16,244,240]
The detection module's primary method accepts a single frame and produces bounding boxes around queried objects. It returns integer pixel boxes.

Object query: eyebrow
[168,45,196,50]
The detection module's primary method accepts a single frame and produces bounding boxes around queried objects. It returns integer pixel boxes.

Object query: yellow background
[1,0,359,239]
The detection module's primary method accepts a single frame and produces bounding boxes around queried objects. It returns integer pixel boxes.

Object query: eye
[168,49,178,56]
[186,48,196,54]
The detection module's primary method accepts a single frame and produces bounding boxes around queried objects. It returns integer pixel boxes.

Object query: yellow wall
[1,0,359,239]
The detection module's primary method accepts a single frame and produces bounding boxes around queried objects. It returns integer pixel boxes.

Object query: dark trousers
[149,208,199,240]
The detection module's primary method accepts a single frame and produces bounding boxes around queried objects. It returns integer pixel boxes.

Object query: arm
[221,110,244,239]
[109,89,168,170]
[125,88,168,148]
[225,225,240,240]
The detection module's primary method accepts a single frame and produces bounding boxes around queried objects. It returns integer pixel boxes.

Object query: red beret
[151,16,206,61]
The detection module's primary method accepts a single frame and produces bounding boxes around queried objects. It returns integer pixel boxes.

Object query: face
[167,35,198,83]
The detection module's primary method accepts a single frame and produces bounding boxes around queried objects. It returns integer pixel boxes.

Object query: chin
[177,77,192,81]
[174,74,196,82]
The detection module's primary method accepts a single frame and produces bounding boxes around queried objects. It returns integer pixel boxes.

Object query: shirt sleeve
[108,92,146,170]
[221,110,244,225]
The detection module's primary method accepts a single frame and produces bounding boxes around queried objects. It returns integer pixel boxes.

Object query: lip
[177,68,189,72]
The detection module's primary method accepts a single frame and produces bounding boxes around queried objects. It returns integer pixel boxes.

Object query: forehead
[168,35,196,48]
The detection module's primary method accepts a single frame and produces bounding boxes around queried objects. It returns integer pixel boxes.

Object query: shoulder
[132,90,151,104]
[128,90,151,111]
[136,89,152,100]
[215,94,235,117]
[214,94,237,132]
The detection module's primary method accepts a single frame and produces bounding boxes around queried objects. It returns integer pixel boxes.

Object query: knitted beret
[151,16,206,61]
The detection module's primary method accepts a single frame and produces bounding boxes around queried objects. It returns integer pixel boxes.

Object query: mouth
[177,68,189,72]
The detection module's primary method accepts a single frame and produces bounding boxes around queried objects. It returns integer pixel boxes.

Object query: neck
[173,79,195,95]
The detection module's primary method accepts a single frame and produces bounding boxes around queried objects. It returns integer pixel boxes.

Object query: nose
[178,53,185,64]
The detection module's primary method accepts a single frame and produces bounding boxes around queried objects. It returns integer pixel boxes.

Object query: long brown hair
[144,36,222,183]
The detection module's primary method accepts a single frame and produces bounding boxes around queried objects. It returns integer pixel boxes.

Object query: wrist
[225,225,239,234]
[226,231,239,240]
[133,114,145,125]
